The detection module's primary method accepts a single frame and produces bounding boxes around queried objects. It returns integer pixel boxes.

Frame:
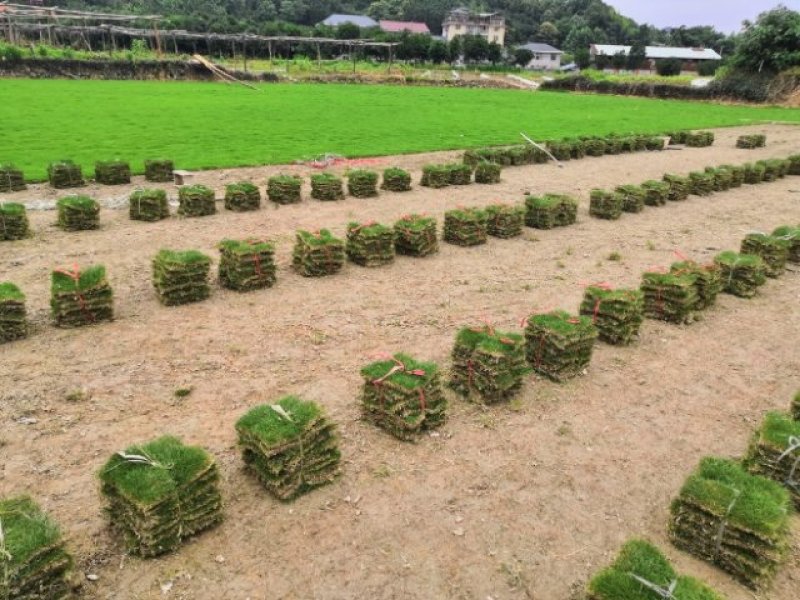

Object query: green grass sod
[0,202,30,240]
[3,80,800,181]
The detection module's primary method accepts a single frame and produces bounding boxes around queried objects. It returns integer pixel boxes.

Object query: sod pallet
[772,225,800,263]
[725,164,745,187]
[759,159,787,182]
[793,391,800,421]
[743,163,766,184]
[346,222,395,267]
[663,174,690,201]
[443,208,488,247]
[740,233,790,278]
[129,189,169,222]
[615,185,645,213]
[484,204,524,238]
[381,167,412,192]
[744,412,800,508]
[47,160,84,189]
[0,202,30,240]
[0,164,25,192]
[788,155,800,176]
[589,189,623,220]
[688,171,715,196]
[669,457,791,590]
[670,261,722,310]
[99,436,223,558]
[641,180,669,206]
[347,169,379,197]
[584,139,607,156]
[524,310,597,382]
[668,130,690,145]
[177,185,216,217]
[218,239,276,292]
[361,353,447,440]
[394,214,438,257]
[640,271,699,324]
[449,326,529,404]
[57,196,99,231]
[267,175,302,205]
[524,194,578,229]
[705,167,733,192]
[152,249,211,306]
[51,265,113,327]
[546,141,572,161]
[737,134,766,149]
[144,159,174,183]
[95,160,131,185]
[580,286,644,346]
[292,229,345,277]
[586,539,723,600]
[714,251,766,298]
[236,397,341,500]
[685,131,715,147]
[0,282,27,343]
[0,495,74,600]
[224,182,261,212]
[474,161,502,184]
[420,165,450,189]
[310,173,344,201]
[447,163,473,186]
[567,139,587,158]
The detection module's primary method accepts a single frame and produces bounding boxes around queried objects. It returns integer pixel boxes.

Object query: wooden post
[268,40,273,67]
[153,22,162,58]
[242,37,247,72]
[352,43,356,74]
[316,42,321,71]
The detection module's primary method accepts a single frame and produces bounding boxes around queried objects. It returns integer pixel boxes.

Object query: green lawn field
[3,79,800,181]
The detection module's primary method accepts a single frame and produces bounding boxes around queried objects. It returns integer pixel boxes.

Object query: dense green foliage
[3,80,800,181]
[731,6,800,73]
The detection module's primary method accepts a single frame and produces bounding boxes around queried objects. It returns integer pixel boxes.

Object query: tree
[447,36,462,63]
[514,48,534,67]
[536,21,560,45]
[655,58,682,76]
[487,42,503,65]
[575,47,591,69]
[336,22,361,40]
[366,0,405,20]
[462,35,489,63]
[627,40,646,70]
[428,39,448,64]
[731,6,800,73]
[611,50,626,70]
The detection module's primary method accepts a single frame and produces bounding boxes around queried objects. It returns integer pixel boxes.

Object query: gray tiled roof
[519,42,563,54]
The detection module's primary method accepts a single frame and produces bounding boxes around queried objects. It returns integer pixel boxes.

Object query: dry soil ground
[1,124,800,600]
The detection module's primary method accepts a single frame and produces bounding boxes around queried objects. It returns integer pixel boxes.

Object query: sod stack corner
[740,233,790,278]
[129,189,169,222]
[57,196,100,231]
[0,281,27,343]
[178,185,216,217]
[346,222,395,267]
[292,229,345,277]
[95,160,131,185]
[48,160,84,189]
[267,174,302,204]
[640,270,699,324]
[51,265,113,327]
[0,202,30,240]
[525,310,597,382]
[744,411,800,508]
[218,238,276,292]
[443,208,488,247]
[393,214,438,257]
[381,167,412,192]
[224,182,261,212]
[0,163,25,192]
[713,251,766,298]
[670,260,722,310]
[524,194,577,229]
[771,225,800,264]
[144,159,174,183]
[310,173,344,201]
[484,204,524,238]
[579,286,644,346]
[152,249,212,305]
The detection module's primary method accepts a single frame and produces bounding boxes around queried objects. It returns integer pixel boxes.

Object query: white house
[589,44,722,71]
[518,42,563,70]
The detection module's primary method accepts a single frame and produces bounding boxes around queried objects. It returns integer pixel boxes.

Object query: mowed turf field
[4,79,800,180]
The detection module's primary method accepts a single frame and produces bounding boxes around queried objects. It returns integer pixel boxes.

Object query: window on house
[551,54,556,61]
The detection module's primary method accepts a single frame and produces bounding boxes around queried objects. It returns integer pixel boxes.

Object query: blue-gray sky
[604,0,799,33]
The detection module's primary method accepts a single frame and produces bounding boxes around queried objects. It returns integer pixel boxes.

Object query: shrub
[656,58,683,77]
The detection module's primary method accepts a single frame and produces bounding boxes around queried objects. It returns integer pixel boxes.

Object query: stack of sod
[394,214,438,257]
[586,539,724,600]
[737,134,766,149]
[688,171,715,196]
[267,175,302,205]
[129,189,169,222]
[474,162,502,184]
[604,137,623,155]
[51,265,113,327]
[584,139,607,156]
[443,208,488,247]
[47,160,83,189]
[449,326,529,404]
[524,310,597,382]
[668,130,690,145]
[310,172,344,201]
[56,196,100,231]
[669,457,791,590]
[346,222,395,267]
[525,194,578,229]
[725,164,746,187]
[447,163,473,186]
[0,202,30,240]
[292,229,345,277]
[152,250,211,306]
[218,239,276,292]
[144,159,174,182]
[224,182,261,212]
[381,167,412,192]
[236,397,340,500]
[640,271,699,324]
[759,159,787,182]
[361,353,447,440]
[663,174,690,201]
[420,165,450,188]
[0,282,27,343]
[740,233,790,278]
[0,495,74,599]
[714,251,766,297]
[772,225,800,263]
[95,160,131,185]
[484,204,524,238]
[789,155,800,175]
[645,136,665,151]
[744,412,800,508]
[568,139,587,159]
[347,169,380,197]
[546,141,572,161]
[98,435,223,558]
[685,131,715,147]
[743,162,766,184]
[793,391,800,421]
[615,185,645,213]
[641,181,669,206]
[580,286,644,346]
[177,185,216,217]
[670,260,722,309]
[0,164,25,192]
[589,189,623,220]
[705,167,733,192]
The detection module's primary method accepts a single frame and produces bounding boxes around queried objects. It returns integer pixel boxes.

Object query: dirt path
[1,124,799,600]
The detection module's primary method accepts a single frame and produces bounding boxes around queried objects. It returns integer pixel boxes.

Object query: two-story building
[442,8,505,45]
[518,42,563,70]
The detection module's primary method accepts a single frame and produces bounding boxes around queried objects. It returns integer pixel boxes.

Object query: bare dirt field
[1,124,799,600]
